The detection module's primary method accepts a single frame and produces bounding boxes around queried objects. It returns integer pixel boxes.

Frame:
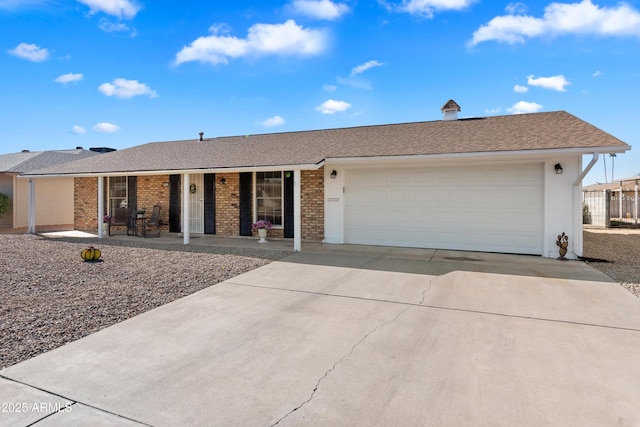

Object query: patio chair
[108,207,130,236]
[142,205,161,237]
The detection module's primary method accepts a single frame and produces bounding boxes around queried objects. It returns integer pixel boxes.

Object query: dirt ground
[583,227,640,298]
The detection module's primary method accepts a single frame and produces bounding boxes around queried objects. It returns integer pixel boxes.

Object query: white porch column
[27,178,35,234]
[619,182,623,221]
[635,181,638,225]
[294,169,301,252]
[97,176,104,239]
[183,173,190,245]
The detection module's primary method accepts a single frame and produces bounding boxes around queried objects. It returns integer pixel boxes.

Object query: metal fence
[583,190,639,227]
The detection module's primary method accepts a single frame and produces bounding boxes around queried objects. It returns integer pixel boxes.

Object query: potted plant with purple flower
[102,214,112,235]
[251,220,272,243]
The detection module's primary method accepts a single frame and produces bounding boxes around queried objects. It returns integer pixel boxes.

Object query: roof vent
[76,146,83,150]
[199,131,204,142]
[90,147,116,154]
[441,99,461,121]
[21,149,30,153]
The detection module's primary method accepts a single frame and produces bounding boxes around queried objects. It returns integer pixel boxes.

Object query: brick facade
[74,177,98,230]
[215,173,240,236]
[301,168,324,241]
[74,170,325,241]
[136,175,170,232]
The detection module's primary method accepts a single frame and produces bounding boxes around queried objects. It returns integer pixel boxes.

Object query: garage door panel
[345,164,543,254]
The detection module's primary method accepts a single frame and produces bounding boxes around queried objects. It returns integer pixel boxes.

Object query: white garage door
[345,163,543,255]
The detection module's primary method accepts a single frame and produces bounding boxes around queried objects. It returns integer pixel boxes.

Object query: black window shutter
[204,174,216,234]
[283,171,294,238]
[127,176,137,211]
[169,175,181,233]
[239,172,253,236]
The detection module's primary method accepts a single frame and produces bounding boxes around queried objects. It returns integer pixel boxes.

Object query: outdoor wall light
[554,163,563,174]
[330,170,337,179]
[190,183,197,193]
[220,178,226,185]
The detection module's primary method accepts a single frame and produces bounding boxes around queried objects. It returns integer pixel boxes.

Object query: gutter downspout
[573,152,599,258]
[574,153,599,186]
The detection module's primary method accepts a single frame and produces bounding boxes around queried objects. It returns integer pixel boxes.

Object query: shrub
[0,193,9,217]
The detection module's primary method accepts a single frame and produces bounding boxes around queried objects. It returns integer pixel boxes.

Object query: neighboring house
[583,175,639,227]
[0,148,102,232]
[23,101,631,258]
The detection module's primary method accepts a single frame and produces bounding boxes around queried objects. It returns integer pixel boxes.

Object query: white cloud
[55,73,84,84]
[507,101,543,114]
[98,78,158,98]
[485,107,502,114]
[527,74,570,91]
[93,122,120,132]
[514,84,529,93]
[99,21,130,32]
[291,0,350,20]
[258,115,286,127]
[350,60,384,76]
[593,70,604,77]
[470,0,640,46]
[175,20,327,66]
[505,2,527,15]
[388,0,476,18]
[7,43,49,62]
[316,99,351,114]
[71,125,87,134]
[77,0,140,19]
[323,84,337,91]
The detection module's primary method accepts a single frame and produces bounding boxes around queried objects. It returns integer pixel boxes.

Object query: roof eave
[18,161,325,179]
[325,145,631,165]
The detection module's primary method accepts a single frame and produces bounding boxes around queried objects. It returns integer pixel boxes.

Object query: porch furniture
[142,205,161,237]
[108,207,130,236]
[131,216,146,236]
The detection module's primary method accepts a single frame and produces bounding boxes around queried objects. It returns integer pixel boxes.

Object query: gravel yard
[1,234,290,369]
[583,227,640,298]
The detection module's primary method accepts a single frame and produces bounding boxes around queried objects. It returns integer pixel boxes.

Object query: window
[108,176,127,214]
[255,172,282,226]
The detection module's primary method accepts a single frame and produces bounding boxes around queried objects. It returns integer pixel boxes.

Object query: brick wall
[215,173,240,236]
[301,168,324,241]
[74,177,98,230]
[136,175,170,232]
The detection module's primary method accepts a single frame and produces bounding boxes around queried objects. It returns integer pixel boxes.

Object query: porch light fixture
[554,163,563,174]
[220,177,226,185]
[330,170,337,179]
[190,183,197,193]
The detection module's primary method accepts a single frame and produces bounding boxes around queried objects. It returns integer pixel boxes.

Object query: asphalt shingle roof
[584,175,640,191]
[1,149,100,173]
[24,111,630,176]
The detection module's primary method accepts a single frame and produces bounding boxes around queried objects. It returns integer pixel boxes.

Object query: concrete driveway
[2,247,640,426]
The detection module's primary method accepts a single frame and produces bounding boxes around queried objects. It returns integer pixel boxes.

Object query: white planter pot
[257,228,268,243]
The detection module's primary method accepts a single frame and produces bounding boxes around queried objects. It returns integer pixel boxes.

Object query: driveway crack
[418,278,434,306]
[270,305,412,426]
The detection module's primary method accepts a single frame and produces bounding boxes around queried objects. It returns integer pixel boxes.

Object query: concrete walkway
[2,248,640,426]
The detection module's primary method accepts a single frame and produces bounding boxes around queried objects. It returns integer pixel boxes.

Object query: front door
[189,174,204,233]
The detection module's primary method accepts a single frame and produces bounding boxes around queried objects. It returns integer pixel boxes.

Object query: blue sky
[1,0,638,184]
